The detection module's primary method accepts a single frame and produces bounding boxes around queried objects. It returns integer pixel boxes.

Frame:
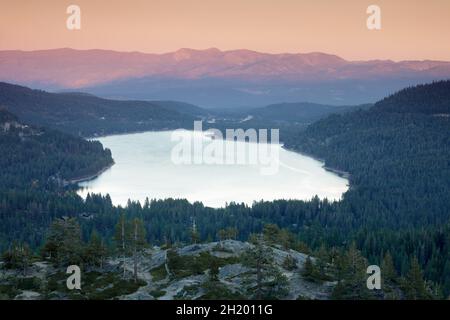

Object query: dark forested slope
[282,81,450,293]
[249,102,370,124]
[0,109,113,189]
[374,80,450,114]
[0,82,202,136]
[284,81,450,229]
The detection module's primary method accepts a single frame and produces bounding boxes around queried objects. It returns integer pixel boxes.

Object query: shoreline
[65,161,115,185]
[84,127,192,139]
[282,145,351,180]
[79,128,350,186]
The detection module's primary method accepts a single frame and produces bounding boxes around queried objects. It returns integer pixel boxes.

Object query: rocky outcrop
[1,240,335,300]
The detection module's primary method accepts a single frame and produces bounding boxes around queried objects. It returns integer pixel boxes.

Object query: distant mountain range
[1,48,450,108]
[0,82,364,136]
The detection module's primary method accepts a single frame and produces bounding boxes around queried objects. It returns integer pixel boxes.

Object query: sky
[1,0,450,61]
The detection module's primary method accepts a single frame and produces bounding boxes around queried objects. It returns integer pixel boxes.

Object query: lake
[78,130,348,208]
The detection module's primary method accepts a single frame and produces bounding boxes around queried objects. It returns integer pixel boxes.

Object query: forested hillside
[0,81,449,299]
[283,81,450,295]
[0,109,113,189]
[374,80,450,114]
[0,82,202,137]
[249,102,370,124]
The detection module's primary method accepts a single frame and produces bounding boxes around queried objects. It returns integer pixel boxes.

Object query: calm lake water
[78,131,348,208]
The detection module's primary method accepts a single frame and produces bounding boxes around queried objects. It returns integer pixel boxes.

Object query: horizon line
[1,47,450,63]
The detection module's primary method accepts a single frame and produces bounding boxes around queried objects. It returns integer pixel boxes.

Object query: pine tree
[242,234,288,299]
[2,242,32,275]
[404,256,430,300]
[21,243,31,276]
[332,242,372,299]
[296,241,311,255]
[217,229,227,245]
[282,254,297,271]
[279,229,293,250]
[315,244,329,277]
[381,252,398,285]
[377,252,400,299]
[85,230,107,268]
[302,256,315,281]
[114,213,131,278]
[131,218,147,282]
[217,227,238,243]
[42,218,83,266]
[262,224,280,244]
[209,258,220,282]
[190,218,200,244]
[225,227,238,240]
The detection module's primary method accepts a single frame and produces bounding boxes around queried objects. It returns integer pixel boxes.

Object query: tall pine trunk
[122,218,126,278]
[256,257,262,299]
[133,220,138,283]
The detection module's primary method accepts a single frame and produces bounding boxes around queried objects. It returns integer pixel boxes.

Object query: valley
[1,0,450,307]
[0,80,449,300]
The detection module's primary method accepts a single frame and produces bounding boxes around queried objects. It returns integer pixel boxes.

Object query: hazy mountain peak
[172,47,223,61]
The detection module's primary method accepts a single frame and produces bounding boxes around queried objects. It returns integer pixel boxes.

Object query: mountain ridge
[2,48,450,107]
[0,82,202,136]
[1,48,449,88]
[373,80,450,114]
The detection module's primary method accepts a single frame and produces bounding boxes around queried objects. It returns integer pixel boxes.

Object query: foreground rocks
[0,240,335,300]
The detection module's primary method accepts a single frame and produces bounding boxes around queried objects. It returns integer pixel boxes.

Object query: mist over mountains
[1,48,450,108]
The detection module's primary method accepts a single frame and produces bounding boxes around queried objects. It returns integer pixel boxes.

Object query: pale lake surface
[78,130,349,208]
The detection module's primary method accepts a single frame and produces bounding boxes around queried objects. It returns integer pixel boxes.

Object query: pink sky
[1,0,450,61]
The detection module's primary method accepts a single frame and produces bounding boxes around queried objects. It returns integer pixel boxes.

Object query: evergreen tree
[131,218,147,282]
[262,224,281,244]
[85,230,107,268]
[190,230,200,244]
[302,256,316,282]
[282,254,297,271]
[332,243,373,299]
[381,252,398,285]
[209,258,220,282]
[42,218,83,266]
[114,213,131,278]
[2,242,32,275]
[242,235,288,299]
[403,256,431,300]
[315,244,329,278]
